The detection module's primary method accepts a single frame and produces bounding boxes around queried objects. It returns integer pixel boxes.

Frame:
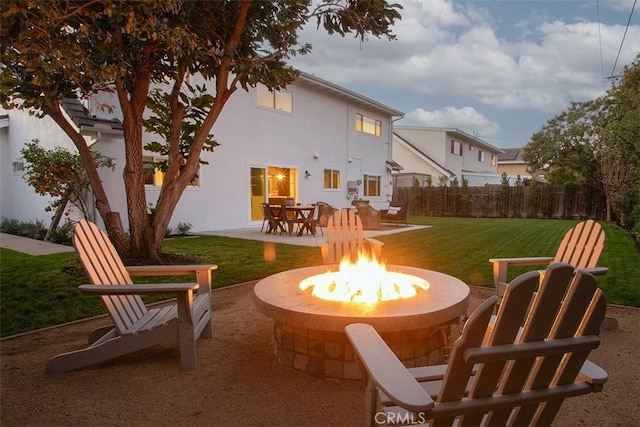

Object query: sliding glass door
[250,166,298,222]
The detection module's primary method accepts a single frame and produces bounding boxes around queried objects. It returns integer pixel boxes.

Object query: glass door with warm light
[250,166,298,222]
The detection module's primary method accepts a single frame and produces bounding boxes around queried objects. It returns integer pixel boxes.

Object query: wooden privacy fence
[394,184,607,219]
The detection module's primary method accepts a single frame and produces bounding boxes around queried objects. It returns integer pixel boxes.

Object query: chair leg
[176,293,198,369]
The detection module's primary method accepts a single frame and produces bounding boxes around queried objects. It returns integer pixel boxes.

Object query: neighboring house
[497,147,545,183]
[0,71,403,232]
[392,126,503,187]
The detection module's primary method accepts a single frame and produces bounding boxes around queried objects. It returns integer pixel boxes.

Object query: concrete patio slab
[199,224,430,247]
[0,232,75,255]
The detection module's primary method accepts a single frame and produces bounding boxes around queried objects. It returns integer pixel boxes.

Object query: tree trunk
[116,72,158,262]
[45,191,71,241]
[45,100,129,256]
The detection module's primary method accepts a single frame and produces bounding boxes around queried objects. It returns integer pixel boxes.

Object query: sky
[288,0,640,149]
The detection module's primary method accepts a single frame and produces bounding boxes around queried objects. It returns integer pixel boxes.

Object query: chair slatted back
[324,209,366,264]
[553,220,605,269]
[435,263,606,426]
[73,220,147,333]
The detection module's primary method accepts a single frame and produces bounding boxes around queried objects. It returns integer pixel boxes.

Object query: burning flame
[299,252,429,303]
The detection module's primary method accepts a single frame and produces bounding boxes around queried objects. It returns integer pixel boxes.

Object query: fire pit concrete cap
[254,265,470,333]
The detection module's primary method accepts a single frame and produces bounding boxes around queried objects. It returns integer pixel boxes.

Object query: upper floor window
[478,150,485,162]
[12,161,24,175]
[356,113,381,136]
[363,174,381,197]
[450,140,462,156]
[143,156,199,187]
[324,169,340,189]
[257,85,293,113]
[490,154,496,166]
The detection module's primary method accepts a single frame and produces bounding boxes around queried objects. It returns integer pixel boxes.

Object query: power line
[610,0,637,78]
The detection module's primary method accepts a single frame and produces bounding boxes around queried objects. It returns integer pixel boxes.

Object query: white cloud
[290,0,640,114]
[403,106,500,137]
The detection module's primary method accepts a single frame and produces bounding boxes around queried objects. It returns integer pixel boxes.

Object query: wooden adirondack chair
[320,209,384,264]
[489,220,607,303]
[46,220,217,373]
[346,262,607,426]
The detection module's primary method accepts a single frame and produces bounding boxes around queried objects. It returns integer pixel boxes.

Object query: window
[12,161,24,174]
[450,140,462,156]
[468,144,474,151]
[143,156,199,187]
[256,85,293,113]
[323,169,340,189]
[478,150,485,162]
[363,174,381,197]
[143,156,165,186]
[491,155,496,166]
[355,113,381,136]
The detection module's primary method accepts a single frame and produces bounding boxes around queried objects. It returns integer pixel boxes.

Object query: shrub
[0,218,47,240]
[48,218,75,245]
[176,222,193,235]
[0,217,21,235]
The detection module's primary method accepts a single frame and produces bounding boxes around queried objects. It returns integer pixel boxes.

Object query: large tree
[524,55,640,224]
[1,0,402,260]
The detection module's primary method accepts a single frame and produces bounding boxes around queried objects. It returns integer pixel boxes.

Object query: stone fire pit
[253,265,470,379]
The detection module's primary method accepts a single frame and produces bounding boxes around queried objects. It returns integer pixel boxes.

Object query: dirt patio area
[1,282,638,426]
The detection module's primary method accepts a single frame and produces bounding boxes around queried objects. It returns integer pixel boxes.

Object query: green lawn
[1,217,638,337]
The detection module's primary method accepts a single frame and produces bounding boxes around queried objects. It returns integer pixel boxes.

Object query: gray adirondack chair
[489,219,607,303]
[346,262,607,426]
[46,220,217,373]
[320,209,383,264]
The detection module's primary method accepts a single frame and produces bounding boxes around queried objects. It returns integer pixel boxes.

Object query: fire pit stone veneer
[254,265,470,380]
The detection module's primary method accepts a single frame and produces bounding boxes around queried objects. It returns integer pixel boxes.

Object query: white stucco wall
[391,137,447,181]
[0,108,82,224]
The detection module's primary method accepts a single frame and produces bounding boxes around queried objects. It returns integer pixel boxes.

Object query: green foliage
[144,82,219,169]
[523,55,640,234]
[47,218,75,245]
[20,140,114,217]
[0,218,47,240]
[176,222,192,235]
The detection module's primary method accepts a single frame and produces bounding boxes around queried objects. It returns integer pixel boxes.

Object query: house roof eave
[297,71,404,118]
[395,125,503,154]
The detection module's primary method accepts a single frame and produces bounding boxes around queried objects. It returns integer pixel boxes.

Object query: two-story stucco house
[0,71,403,232]
[497,147,546,184]
[392,126,503,187]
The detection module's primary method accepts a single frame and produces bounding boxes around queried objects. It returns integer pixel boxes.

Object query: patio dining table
[288,205,317,236]
[268,205,317,236]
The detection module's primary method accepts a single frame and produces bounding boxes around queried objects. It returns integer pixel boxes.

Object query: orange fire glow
[299,252,429,303]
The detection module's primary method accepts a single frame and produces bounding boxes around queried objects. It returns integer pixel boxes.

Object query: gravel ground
[1,282,638,427]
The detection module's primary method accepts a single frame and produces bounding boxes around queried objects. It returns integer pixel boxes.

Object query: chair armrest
[488,257,554,266]
[365,237,384,247]
[126,264,217,276]
[584,267,608,276]
[577,359,608,389]
[126,264,217,292]
[345,323,434,412]
[489,257,553,290]
[79,283,199,295]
